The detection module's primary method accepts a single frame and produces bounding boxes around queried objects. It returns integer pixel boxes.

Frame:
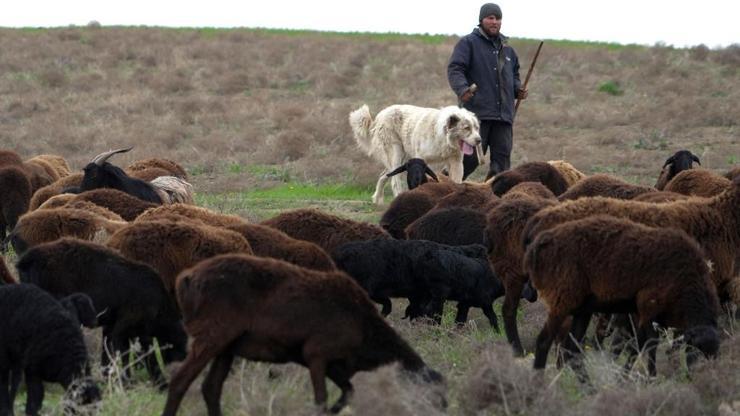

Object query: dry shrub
[578,383,704,416]
[460,341,568,416]
[714,44,740,66]
[38,68,67,88]
[690,333,740,408]
[350,364,447,416]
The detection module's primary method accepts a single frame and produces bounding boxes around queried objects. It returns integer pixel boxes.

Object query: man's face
[481,15,501,37]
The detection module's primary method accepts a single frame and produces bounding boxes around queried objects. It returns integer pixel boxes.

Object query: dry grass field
[0,26,738,415]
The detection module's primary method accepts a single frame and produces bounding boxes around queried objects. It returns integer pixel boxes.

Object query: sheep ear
[691,154,701,165]
[386,164,408,177]
[662,155,676,168]
[446,114,460,130]
[425,166,439,182]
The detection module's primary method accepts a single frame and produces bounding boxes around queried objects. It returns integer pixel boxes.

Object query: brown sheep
[0,166,32,247]
[69,188,158,221]
[262,208,391,253]
[135,203,247,227]
[379,181,461,238]
[431,183,498,211]
[501,181,557,201]
[107,219,252,293]
[28,173,83,210]
[547,160,587,187]
[27,154,71,178]
[631,191,691,203]
[161,253,444,415]
[0,256,15,284]
[486,196,557,356]
[654,150,701,190]
[63,200,126,221]
[0,150,24,167]
[523,176,740,305]
[664,168,732,197]
[126,167,173,182]
[524,215,720,376]
[725,166,740,181]
[37,194,76,210]
[126,158,188,180]
[558,174,656,201]
[490,161,569,197]
[9,208,127,254]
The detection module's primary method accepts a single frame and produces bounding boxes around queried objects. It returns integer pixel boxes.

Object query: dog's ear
[386,164,408,177]
[446,114,460,131]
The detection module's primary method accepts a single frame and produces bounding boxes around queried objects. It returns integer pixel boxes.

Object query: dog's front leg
[447,156,465,183]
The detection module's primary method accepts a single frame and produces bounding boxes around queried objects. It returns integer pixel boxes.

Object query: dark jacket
[448,28,522,124]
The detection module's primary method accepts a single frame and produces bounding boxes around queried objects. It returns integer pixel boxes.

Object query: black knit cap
[479,3,502,21]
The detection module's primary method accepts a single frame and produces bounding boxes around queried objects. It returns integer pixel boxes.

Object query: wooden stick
[515,41,544,112]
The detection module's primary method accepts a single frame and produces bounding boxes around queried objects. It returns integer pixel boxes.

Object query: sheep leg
[8,365,21,406]
[454,302,471,326]
[0,370,11,416]
[561,312,592,383]
[479,303,501,333]
[306,359,329,410]
[372,170,390,205]
[162,341,222,416]
[636,325,659,377]
[201,352,235,416]
[372,296,392,316]
[502,282,524,356]
[23,372,44,416]
[326,365,354,414]
[534,313,567,369]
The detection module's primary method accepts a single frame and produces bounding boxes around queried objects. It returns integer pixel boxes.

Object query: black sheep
[332,239,504,330]
[16,238,187,384]
[0,284,100,416]
[404,207,488,247]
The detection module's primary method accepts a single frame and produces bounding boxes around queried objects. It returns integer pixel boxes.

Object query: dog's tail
[349,104,374,155]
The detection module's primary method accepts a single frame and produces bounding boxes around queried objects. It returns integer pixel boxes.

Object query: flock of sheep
[0,146,738,415]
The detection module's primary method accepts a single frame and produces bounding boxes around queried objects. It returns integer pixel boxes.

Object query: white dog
[349,104,481,204]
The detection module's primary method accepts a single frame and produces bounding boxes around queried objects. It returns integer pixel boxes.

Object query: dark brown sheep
[664,168,732,197]
[547,160,587,187]
[654,150,701,190]
[69,188,159,221]
[161,253,444,415]
[0,166,32,247]
[27,154,71,179]
[557,174,656,201]
[524,215,720,376]
[725,166,740,181]
[431,183,497,211]
[107,219,252,293]
[135,203,247,227]
[0,256,15,284]
[501,181,557,201]
[262,208,391,253]
[631,191,691,203]
[490,161,569,197]
[127,167,173,182]
[28,173,83,210]
[36,193,76,210]
[523,176,740,306]
[485,196,557,356]
[379,181,461,238]
[405,207,488,247]
[126,158,189,180]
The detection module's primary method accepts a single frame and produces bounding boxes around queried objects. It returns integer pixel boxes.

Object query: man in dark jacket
[448,3,528,180]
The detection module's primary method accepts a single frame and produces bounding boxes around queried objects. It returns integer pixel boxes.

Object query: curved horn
[662,155,676,168]
[386,164,408,178]
[691,154,701,165]
[425,166,439,182]
[91,147,133,166]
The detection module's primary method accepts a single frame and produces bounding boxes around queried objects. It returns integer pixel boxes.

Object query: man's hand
[460,90,475,103]
[516,88,529,99]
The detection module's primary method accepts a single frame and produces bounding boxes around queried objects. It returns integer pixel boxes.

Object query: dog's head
[440,107,481,156]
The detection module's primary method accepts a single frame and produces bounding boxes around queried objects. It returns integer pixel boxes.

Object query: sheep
[558,174,657,201]
[8,208,127,254]
[0,150,23,167]
[547,160,587,187]
[490,161,569,197]
[127,166,174,182]
[126,158,189,180]
[62,200,126,221]
[485,196,557,356]
[654,150,701,190]
[373,158,439,204]
[332,239,504,330]
[27,154,71,179]
[379,181,460,239]
[161,253,445,415]
[0,284,100,416]
[262,208,391,253]
[107,219,253,293]
[664,168,732,197]
[501,181,557,201]
[28,172,83,210]
[0,166,32,248]
[80,147,163,203]
[135,203,247,228]
[0,256,15,284]
[524,215,721,376]
[631,191,691,203]
[431,182,497,211]
[16,238,187,384]
[725,166,740,181]
[523,175,740,306]
[36,193,76,209]
[68,188,159,221]
[405,207,488,246]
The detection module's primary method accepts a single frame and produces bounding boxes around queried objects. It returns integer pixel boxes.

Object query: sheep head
[386,158,439,190]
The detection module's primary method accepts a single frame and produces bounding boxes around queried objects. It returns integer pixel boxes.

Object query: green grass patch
[244,182,374,200]
[598,80,624,96]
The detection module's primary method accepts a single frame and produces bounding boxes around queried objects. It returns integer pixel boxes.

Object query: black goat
[80,147,163,204]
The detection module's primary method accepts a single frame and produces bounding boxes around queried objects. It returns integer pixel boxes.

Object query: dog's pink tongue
[461,141,474,155]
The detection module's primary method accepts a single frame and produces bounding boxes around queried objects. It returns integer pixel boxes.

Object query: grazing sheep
[27,154,71,178]
[547,160,587,187]
[20,158,57,193]
[80,147,163,204]
[372,158,439,205]
[558,174,656,201]
[664,168,732,197]
[8,208,127,254]
[63,200,126,221]
[332,239,504,330]
[107,219,252,293]
[523,176,740,305]
[262,208,391,253]
[501,181,557,201]
[631,191,691,203]
[0,166,32,247]
[432,183,497,211]
[0,256,15,284]
[161,253,445,415]
[379,181,460,239]
[0,150,24,167]
[126,158,189,180]
[16,238,187,383]
[0,284,100,416]
[405,207,488,246]
[36,193,76,209]
[135,203,247,228]
[725,166,740,181]
[69,188,159,221]
[490,162,569,198]
[486,196,557,356]
[524,215,720,376]
[28,172,83,210]
[127,167,173,182]
[654,150,701,190]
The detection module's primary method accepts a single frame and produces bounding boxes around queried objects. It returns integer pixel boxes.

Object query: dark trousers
[462,120,513,180]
